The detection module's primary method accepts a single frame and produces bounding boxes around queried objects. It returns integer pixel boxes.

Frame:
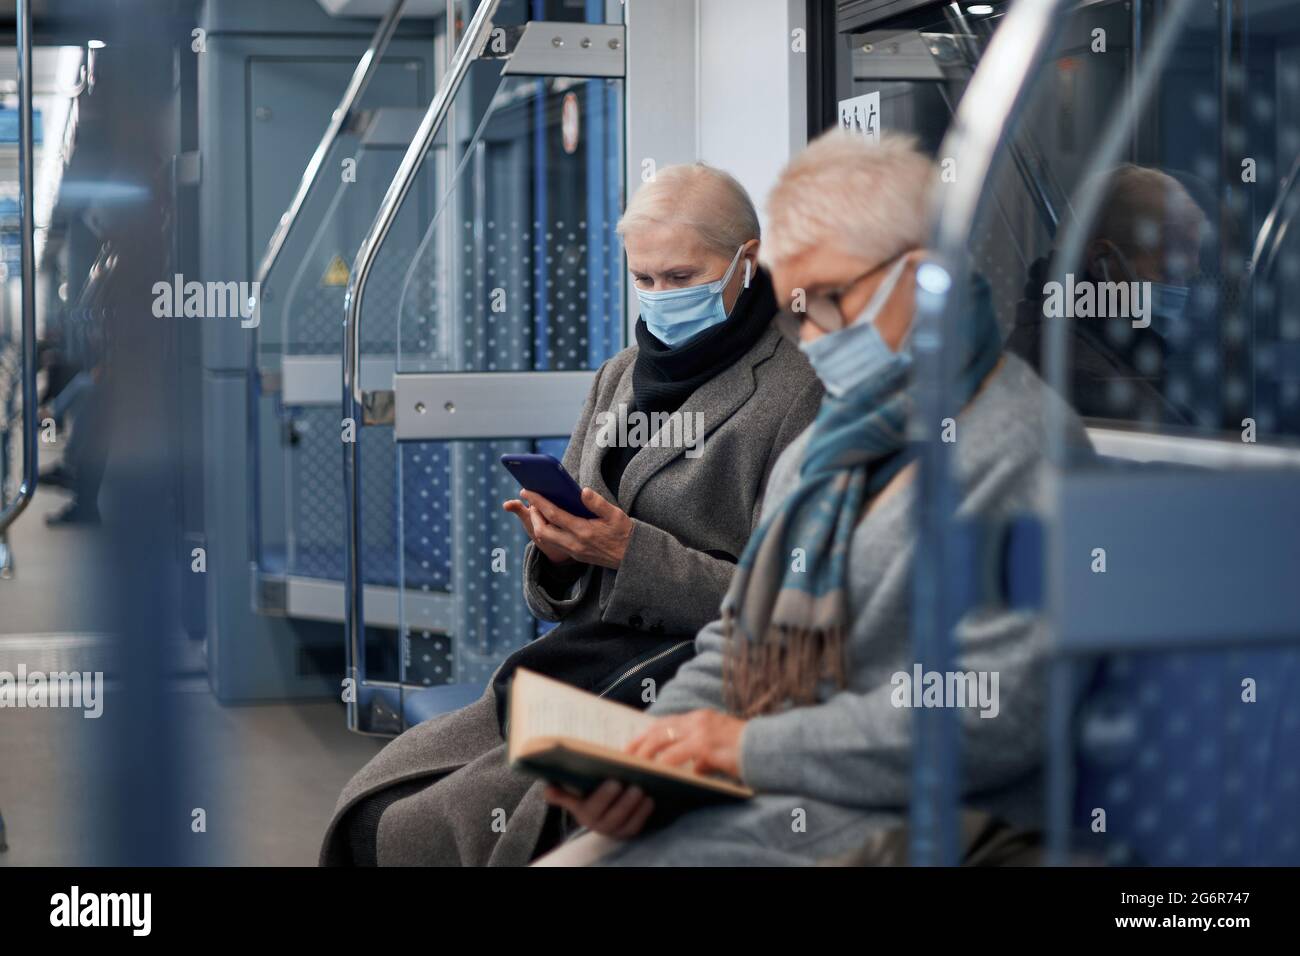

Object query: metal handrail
[1040,0,1196,867]
[1250,151,1300,282]
[0,0,38,539]
[942,2,1063,236]
[909,0,1073,866]
[246,0,408,580]
[342,0,503,732]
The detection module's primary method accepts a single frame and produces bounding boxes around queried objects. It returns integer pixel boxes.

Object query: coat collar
[584,325,784,514]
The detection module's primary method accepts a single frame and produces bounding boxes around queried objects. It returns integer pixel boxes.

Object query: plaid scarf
[723,274,1003,717]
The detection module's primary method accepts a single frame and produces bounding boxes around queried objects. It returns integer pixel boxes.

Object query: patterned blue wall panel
[289,406,451,591]
[1074,647,1300,865]
[399,441,455,593]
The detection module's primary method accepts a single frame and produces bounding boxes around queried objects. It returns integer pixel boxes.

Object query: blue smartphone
[500,453,597,519]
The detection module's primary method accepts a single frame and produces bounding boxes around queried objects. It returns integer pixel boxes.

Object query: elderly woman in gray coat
[320,163,821,866]
[536,133,1092,866]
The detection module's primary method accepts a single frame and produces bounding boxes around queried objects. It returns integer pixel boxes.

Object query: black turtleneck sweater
[489,267,780,729]
[599,265,778,496]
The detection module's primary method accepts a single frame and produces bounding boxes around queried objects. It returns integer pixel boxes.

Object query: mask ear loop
[744,258,752,289]
[711,244,747,294]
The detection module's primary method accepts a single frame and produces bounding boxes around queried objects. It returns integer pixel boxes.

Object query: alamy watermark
[593,403,706,459]
[1041,273,1151,329]
[0,665,104,718]
[890,664,1000,719]
[152,274,260,328]
[50,886,150,936]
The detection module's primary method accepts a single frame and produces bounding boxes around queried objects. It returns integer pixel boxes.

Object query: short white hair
[763,131,933,268]
[1088,163,1207,255]
[617,163,760,257]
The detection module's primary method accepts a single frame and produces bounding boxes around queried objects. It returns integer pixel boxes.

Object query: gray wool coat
[573,354,1093,866]
[319,325,822,866]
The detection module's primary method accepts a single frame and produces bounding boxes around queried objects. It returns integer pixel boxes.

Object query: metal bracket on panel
[919,32,974,79]
[478,23,526,59]
[357,683,403,737]
[283,576,456,631]
[362,388,396,426]
[393,371,595,441]
[283,356,396,407]
[342,106,369,137]
[500,22,625,78]
[251,566,288,616]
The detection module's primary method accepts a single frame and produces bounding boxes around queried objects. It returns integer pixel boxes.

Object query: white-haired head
[763,131,933,270]
[1088,163,1207,261]
[617,163,761,257]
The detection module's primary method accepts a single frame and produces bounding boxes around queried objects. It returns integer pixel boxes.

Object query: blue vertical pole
[607,55,623,353]
[582,0,617,365]
[531,0,549,371]
[584,70,604,362]
[908,264,963,866]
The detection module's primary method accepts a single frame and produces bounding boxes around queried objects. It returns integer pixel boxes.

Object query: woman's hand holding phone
[503,492,573,565]
[502,487,633,570]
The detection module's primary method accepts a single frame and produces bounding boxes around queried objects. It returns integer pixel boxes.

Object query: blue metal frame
[908,0,1074,865]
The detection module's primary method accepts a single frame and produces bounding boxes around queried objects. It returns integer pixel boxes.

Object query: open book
[507,668,753,811]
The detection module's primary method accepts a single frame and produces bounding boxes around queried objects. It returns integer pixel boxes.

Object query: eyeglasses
[774,251,910,343]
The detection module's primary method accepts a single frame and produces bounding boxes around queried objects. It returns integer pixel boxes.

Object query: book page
[511,669,656,756]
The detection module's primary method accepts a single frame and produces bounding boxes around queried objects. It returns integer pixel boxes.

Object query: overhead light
[87,39,106,49]
[967,4,995,13]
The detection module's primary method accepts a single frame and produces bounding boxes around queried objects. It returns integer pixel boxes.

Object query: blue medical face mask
[636,245,749,347]
[1098,243,1191,338]
[1150,282,1190,338]
[799,255,912,399]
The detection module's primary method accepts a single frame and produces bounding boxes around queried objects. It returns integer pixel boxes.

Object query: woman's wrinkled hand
[627,710,746,780]
[502,487,632,570]
[541,710,747,840]
[543,780,655,839]
[503,492,572,565]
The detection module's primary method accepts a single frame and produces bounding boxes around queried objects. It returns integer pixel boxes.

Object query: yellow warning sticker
[322,255,350,286]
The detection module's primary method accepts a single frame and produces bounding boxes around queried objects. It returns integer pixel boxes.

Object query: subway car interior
[0,0,1297,881]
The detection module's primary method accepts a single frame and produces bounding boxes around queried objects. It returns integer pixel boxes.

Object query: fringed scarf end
[723,616,849,719]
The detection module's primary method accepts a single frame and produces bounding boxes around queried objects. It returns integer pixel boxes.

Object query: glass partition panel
[995,0,1300,865]
[833,0,1300,866]
[251,46,438,583]
[392,69,623,694]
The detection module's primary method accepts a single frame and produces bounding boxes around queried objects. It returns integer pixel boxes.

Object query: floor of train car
[0,478,385,866]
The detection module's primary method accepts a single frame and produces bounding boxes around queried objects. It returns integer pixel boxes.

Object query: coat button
[628,614,643,628]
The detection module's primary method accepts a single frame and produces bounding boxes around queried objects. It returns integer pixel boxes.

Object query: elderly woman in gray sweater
[536,132,1090,866]
[321,163,821,866]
